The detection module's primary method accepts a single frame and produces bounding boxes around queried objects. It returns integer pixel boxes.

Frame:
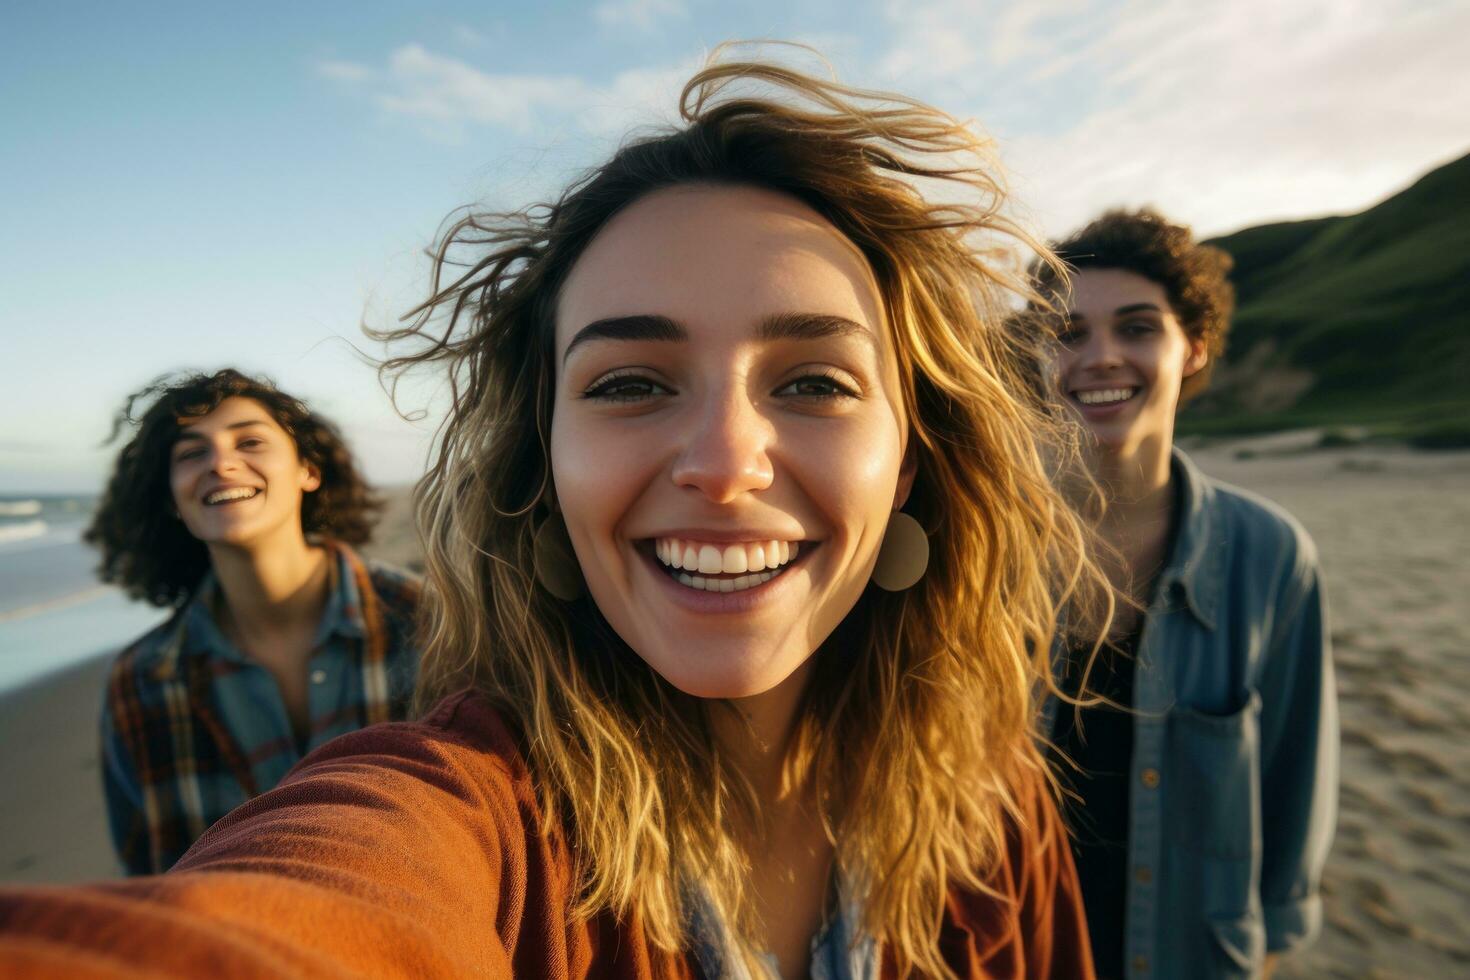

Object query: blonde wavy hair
[380,49,1104,980]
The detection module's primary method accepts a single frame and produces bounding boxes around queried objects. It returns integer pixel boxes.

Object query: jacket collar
[1156,447,1222,631]
[155,541,365,679]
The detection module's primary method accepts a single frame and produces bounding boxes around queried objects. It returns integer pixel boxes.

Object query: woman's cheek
[549,415,640,574]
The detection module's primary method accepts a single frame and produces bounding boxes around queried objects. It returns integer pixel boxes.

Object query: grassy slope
[1180,150,1470,435]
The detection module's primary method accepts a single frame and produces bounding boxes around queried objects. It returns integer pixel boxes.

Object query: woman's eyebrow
[171,420,271,449]
[757,312,876,350]
[563,315,686,364]
[1113,303,1162,317]
[561,310,877,366]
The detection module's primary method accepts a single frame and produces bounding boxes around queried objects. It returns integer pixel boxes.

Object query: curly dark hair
[85,369,381,607]
[1037,208,1235,400]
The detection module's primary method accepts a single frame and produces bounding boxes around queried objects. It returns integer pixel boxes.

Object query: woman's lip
[640,528,808,544]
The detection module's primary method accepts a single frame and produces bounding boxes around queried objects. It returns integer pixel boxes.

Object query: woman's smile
[652,535,804,590]
[633,533,818,613]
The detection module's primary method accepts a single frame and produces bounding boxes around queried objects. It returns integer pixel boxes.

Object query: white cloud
[377,44,590,132]
[328,43,699,143]
[594,0,689,31]
[315,59,373,83]
[876,0,1470,237]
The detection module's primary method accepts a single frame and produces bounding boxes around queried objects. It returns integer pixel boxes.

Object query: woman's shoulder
[333,541,423,611]
[104,608,187,694]
[996,761,1071,892]
[944,762,1093,977]
[365,558,423,604]
[1184,455,1318,570]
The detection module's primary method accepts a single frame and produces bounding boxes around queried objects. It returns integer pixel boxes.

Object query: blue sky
[3,0,1467,493]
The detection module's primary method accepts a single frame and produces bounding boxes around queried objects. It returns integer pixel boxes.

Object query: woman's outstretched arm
[1,692,564,979]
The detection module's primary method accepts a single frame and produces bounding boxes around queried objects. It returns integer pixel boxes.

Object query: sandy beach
[3,445,1467,977]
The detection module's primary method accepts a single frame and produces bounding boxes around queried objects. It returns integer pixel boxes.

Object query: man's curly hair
[85,369,380,607]
[1038,208,1235,401]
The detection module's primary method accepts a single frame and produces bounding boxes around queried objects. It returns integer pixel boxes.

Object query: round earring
[871,511,929,592]
[533,514,585,601]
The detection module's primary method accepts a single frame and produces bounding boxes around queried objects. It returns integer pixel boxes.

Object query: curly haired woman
[3,56,1105,978]
[86,369,421,875]
[1036,210,1338,979]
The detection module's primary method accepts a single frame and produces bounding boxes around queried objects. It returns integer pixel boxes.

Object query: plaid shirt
[100,541,421,875]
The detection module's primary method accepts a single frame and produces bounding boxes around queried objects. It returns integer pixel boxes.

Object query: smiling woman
[2,54,1106,980]
[82,369,422,875]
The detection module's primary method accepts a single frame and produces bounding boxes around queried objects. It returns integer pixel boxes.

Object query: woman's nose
[1077,331,1124,371]
[669,389,775,504]
[208,446,243,474]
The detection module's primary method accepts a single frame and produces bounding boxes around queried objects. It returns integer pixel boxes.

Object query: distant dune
[1190,151,1470,441]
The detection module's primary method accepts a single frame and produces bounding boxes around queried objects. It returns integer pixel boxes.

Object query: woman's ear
[1182,336,1209,379]
[301,462,323,494]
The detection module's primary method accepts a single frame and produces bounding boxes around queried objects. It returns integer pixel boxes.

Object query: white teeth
[675,570,775,592]
[205,487,259,505]
[722,544,748,574]
[1076,388,1137,406]
[655,536,803,575]
[698,545,723,575]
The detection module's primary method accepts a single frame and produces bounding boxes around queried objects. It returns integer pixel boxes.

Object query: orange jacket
[0,690,1094,978]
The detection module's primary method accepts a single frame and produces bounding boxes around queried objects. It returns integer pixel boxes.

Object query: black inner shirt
[1051,633,1139,980]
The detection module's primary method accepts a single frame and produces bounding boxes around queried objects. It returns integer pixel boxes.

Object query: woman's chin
[642,648,807,701]
[1076,416,1141,455]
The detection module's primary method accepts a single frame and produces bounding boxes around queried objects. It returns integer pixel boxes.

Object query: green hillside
[1180,150,1470,438]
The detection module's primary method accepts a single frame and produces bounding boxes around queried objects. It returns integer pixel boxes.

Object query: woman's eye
[582,373,668,403]
[775,373,858,400]
[1120,320,1158,337]
[239,438,263,449]
[1055,328,1085,346]
[174,448,204,462]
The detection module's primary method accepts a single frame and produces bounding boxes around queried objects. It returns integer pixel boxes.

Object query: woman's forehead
[555,184,886,353]
[174,396,282,435]
[1065,268,1173,318]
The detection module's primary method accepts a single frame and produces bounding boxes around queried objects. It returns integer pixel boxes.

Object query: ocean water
[0,496,167,694]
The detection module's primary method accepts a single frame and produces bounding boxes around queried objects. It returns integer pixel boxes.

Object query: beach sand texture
[3,445,1467,977]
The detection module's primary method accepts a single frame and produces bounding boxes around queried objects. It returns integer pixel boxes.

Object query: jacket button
[310,669,327,684]
[1135,865,1153,884]
[1133,954,1149,973]
[1140,768,1160,788]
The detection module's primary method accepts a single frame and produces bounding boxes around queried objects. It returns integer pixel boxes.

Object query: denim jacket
[1054,448,1338,979]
